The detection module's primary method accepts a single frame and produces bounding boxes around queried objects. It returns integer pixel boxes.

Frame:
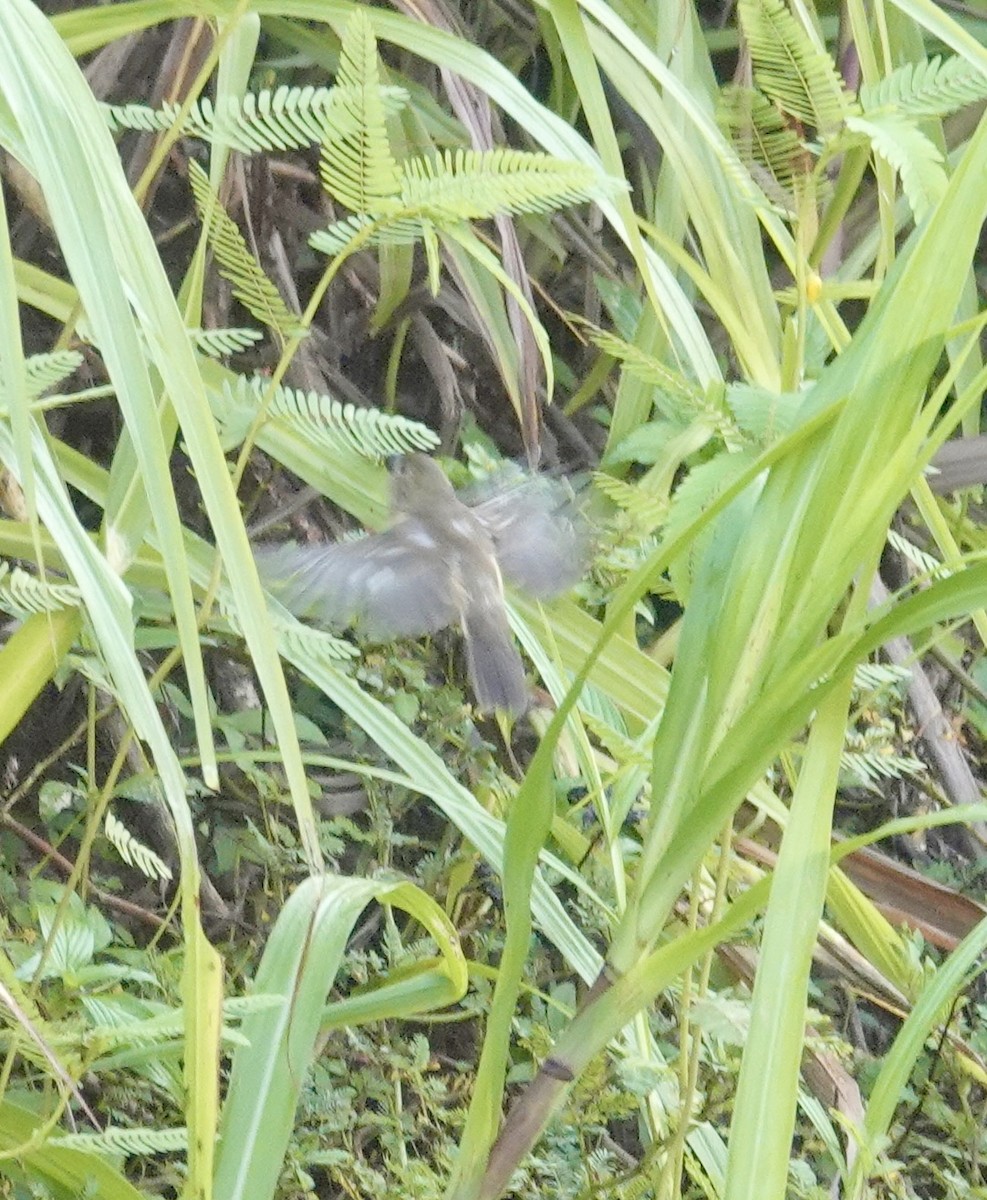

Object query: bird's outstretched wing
[470,475,590,598]
[254,521,460,639]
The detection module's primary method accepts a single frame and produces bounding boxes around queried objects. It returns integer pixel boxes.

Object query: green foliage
[312,11,614,259]
[737,0,857,134]
[860,55,987,119]
[319,11,402,212]
[846,111,947,222]
[719,84,807,204]
[0,563,80,615]
[187,158,306,342]
[2,0,987,1199]
[399,147,614,219]
[216,374,440,460]
[190,326,263,357]
[311,150,614,255]
[576,320,708,415]
[104,83,409,153]
[24,350,84,396]
[725,0,982,224]
[103,811,173,882]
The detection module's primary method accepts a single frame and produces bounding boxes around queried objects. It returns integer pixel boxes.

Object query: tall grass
[0,1,985,1198]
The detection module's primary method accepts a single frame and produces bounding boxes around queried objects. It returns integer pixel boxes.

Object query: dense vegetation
[2,0,987,1197]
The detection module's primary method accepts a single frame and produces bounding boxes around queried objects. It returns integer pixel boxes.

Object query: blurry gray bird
[255,454,589,715]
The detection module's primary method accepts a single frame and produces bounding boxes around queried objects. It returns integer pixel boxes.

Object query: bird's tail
[461,600,528,715]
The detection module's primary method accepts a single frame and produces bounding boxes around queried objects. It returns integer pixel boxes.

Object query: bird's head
[388,454,457,516]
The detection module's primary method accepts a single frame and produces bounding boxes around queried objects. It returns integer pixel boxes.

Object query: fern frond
[25,351,83,397]
[189,327,263,357]
[273,617,359,666]
[218,994,288,1017]
[846,113,947,223]
[216,588,356,662]
[583,325,740,450]
[187,159,305,342]
[103,100,184,135]
[213,85,406,154]
[320,11,402,211]
[271,384,440,459]
[312,12,614,259]
[886,529,948,579]
[220,375,440,461]
[103,85,409,154]
[53,1126,188,1156]
[576,320,703,409]
[739,0,856,134]
[0,565,79,617]
[103,811,173,882]
[83,998,186,1044]
[860,55,987,119]
[591,474,668,533]
[719,84,804,204]
[399,148,611,220]
[309,211,430,257]
[840,748,925,786]
[852,661,913,692]
[211,87,338,153]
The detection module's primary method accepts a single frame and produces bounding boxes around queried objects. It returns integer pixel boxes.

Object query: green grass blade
[214,874,467,1200]
[724,677,855,1200]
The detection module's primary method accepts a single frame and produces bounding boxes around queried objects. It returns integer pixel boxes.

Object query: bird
[254,454,589,715]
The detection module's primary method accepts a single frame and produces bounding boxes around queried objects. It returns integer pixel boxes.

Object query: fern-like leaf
[189,326,263,357]
[841,748,925,786]
[739,0,856,134]
[187,159,305,342]
[216,587,356,662]
[83,998,187,1044]
[846,112,947,223]
[210,85,402,154]
[314,11,612,251]
[309,211,430,256]
[719,84,805,206]
[269,384,440,459]
[311,151,614,257]
[274,619,359,667]
[103,100,183,134]
[104,85,409,154]
[320,11,402,211]
[53,1127,188,1155]
[217,994,288,1018]
[576,320,705,410]
[852,661,913,692]
[400,148,612,220]
[104,810,173,882]
[24,351,83,397]
[592,473,669,533]
[218,375,440,461]
[0,565,79,617]
[860,55,987,120]
[886,529,948,579]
